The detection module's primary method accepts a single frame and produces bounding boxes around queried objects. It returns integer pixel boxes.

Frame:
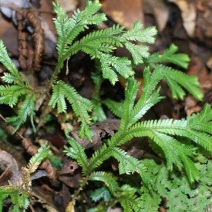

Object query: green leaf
[0,85,29,107]
[48,82,67,113]
[0,40,21,80]
[100,54,134,84]
[1,73,16,84]
[119,78,140,130]
[65,137,88,173]
[28,142,50,173]
[90,187,111,202]
[111,147,146,175]
[49,80,92,124]
[129,87,162,127]
[6,93,36,131]
[187,103,212,134]
[118,185,140,212]
[91,69,106,122]
[89,171,119,195]
[67,25,124,58]
[121,21,157,43]
[148,44,190,69]
[103,99,123,118]
[125,42,149,65]
[154,65,203,100]
[138,186,161,212]
[53,0,107,74]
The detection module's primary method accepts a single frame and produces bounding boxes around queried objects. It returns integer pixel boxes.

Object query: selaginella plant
[0,143,51,211]
[0,0,211,211]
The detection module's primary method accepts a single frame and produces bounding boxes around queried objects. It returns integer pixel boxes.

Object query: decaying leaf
[71,119,120,149]
[57,0,78,13]
[143,0,169,32]
[0,149,22,185]
[168,0,196,36]
[59,158,80,188]
[101,0,143,28]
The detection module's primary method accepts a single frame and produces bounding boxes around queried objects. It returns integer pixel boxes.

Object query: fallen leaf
[168,0,196,36]
[143,0,169,32]
[58,0,78,13]
[0,149,22,185]
[101,0,143,29]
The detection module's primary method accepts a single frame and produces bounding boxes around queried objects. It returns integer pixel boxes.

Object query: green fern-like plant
[0,0,211,211]
[0,40,36,132]
[0,143,50,211]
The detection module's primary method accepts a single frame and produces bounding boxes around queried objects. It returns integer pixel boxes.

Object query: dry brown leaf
[32,184,59,212]
[101,0,143,29]
[168,0,196,36]
[59,159,80,188]
[0,149,22,185]
[71,119,119,149]
[58,0,78,13]
[143,0,169,32]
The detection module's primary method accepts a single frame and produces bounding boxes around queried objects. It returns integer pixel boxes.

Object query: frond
[121,21,157,44]
[100,54,134,84]
[91,63,106,122]
[118,185,140,212]
[92,102,106,122]
[154,65,203,100]
[89,171,119,195]
[90,187,111,202]
[28,142,50,173]
[0,187,29,211]
[0,40,22,81]
[53,0,106,49]
[118,76,163,130]
[1,73,16,84]
[87,144,110,173]
[53,0,107,73]
[6,93,36,132]
[0,85,30,107]
[129,87,162,127]
[148,44,190,69]
[125,42,149,65]
[141,68,163,103]
[78,0,105,25]
[65,138,88,173]
[111,147,146,175]
[102,99,123,118]
[48,82,67,113]
[0,190,9,211]
[138,186,161,212]
[64,25,124,59]
[49,80,92,123]
[119,78,140,130]
[115,112,212,182]
[187,103,212,134]
[91,68,104,95]
[133,117,212,152]
[148,132,198,181]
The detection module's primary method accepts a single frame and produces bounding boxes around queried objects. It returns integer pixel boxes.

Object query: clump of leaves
[0,0,211,211]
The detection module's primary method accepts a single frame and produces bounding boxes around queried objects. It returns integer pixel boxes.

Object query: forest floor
[0,0,211,211]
